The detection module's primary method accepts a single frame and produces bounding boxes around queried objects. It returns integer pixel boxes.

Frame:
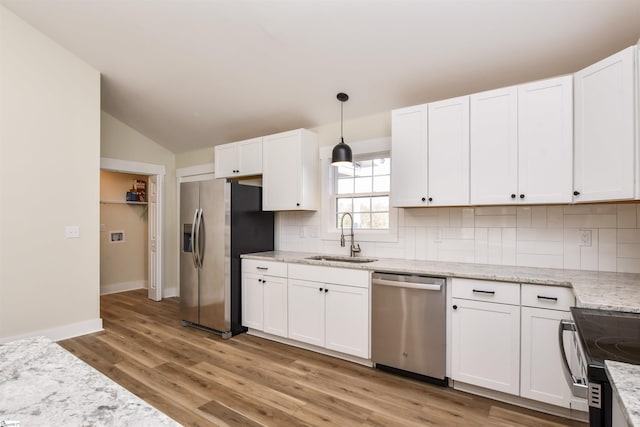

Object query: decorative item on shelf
[126,179,147,202]
[331,92,352,167]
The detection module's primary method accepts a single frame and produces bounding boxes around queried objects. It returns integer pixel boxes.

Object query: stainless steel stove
[569,307,640,426]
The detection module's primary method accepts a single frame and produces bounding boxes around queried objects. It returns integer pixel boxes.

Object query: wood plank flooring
[59,290,586,427]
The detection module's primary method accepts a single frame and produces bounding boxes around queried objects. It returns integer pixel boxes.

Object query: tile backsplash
[276,203,640,274]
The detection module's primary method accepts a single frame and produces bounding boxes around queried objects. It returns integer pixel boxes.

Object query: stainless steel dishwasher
[371,272,447,385]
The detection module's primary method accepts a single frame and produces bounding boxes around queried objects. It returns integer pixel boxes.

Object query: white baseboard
[247,329,373,367]
[163,287,179,298]
[0,318,103,344]
[100,280,146,295]
[453,381,589,422]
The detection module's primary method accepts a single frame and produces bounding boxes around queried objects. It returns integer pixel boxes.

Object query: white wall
[100,111,178,297]
[0,6,101,340]
[278,203,640,274]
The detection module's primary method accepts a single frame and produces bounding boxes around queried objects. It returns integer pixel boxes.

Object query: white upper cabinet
[428,96,470,206]
[390,104,428,207]
[470,86,518,205]
[215,137,263,179]
[517,76,573,204]
[471,76,573,205]
[262,129,319,211]
[574,46,637,202]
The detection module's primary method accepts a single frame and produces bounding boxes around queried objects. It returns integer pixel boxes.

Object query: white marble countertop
[242,251,640,312]
[0,337,179,427]
[606,361,640,427]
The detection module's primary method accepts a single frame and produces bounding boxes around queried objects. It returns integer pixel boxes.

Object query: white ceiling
[2,0,639,153]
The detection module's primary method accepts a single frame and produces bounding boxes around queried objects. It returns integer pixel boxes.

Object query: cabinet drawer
[288,263,370,288]
[242,259,287,277]
[521,284,574,311]
[452,278,520,305]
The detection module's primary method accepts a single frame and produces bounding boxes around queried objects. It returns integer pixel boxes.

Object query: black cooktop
[571,307,640,369]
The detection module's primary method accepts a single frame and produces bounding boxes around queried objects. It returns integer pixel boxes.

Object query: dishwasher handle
[372,277,442,291]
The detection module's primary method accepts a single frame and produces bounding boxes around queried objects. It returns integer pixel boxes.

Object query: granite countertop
[606,361,640,427]
[242,250,640,313]
[0,337,179,427]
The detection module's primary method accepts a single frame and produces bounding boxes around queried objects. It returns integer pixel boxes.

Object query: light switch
[100,224,106,232]
[65,225,80,238]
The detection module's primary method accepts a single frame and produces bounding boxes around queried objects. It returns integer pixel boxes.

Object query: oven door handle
[558,319,588,399]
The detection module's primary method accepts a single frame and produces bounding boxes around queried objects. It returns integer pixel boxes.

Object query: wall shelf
[100,200,148,205]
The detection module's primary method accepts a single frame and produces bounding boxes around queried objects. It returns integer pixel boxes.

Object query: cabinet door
[521,307,572,408]
[324,284,369,358]
[518,76,573,204]
[390,104,428,207]
[263,130,302,210]
[470,87,518,205]
[451,298,520,395]
[262,275,288,338]
[242,273,264,330]
[287,279,325,347]
[237,137,263,176]
[428,96,470,206]
[214,143,238,179]
[574,46,636,202]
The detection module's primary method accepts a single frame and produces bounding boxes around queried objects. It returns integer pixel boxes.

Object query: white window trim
[319,137,399,243]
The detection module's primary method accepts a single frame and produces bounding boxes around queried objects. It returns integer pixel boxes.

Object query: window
[334,156,390,230]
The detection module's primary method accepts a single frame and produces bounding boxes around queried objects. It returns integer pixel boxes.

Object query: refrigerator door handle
[191,208,199,268]
[197,208,204,267]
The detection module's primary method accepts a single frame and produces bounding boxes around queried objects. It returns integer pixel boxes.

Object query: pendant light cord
[340,100,344,143]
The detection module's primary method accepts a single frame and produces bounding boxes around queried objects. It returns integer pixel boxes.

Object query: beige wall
[175,147,214,168]
[175,111,392,169]
[0,6,101,340]
[100,112,179,296]
[100,171,148,291]
[310,111,391,147]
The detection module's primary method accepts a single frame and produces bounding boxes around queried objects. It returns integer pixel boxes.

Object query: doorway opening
[100,157,164,301]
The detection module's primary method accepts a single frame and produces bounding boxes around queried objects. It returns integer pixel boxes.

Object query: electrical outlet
[100,224,106,232]
[580,229,592,247]
[299,226,306,238]
[434,227,443,243]
[65,225,80,239]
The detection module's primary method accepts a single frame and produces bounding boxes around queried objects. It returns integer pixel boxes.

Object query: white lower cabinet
[288,279,325,347]
[520,306,572,407]
[242,260,288,338]
[520,284,576,409]
[451,278,582,412]
[288,263,370,359]
[288,279,369,359]
[324,283,369,357]
[451,297,521,395]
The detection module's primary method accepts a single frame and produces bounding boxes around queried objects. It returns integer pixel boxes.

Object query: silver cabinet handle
[190,209,199,269]
[372,278,442,291]
[558,319,588,399]
[256,266,269,271]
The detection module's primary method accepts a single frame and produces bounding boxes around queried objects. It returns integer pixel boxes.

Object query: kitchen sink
[305,255,378,263]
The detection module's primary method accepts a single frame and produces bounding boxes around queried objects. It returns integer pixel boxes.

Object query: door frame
[101,157,165,301]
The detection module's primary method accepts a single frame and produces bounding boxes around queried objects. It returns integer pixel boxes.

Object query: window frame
[319,137,399,243]
[334,153,391,231]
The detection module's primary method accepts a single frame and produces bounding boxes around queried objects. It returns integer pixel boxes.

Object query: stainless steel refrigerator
[180,179,274,338]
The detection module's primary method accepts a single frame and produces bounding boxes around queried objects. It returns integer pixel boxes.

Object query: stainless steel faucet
[340,212,361,257]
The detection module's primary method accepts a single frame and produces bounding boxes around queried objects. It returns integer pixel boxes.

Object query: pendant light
[331,92,352,166]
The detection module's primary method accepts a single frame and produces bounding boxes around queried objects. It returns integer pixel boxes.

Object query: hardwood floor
[59,290,586,427]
